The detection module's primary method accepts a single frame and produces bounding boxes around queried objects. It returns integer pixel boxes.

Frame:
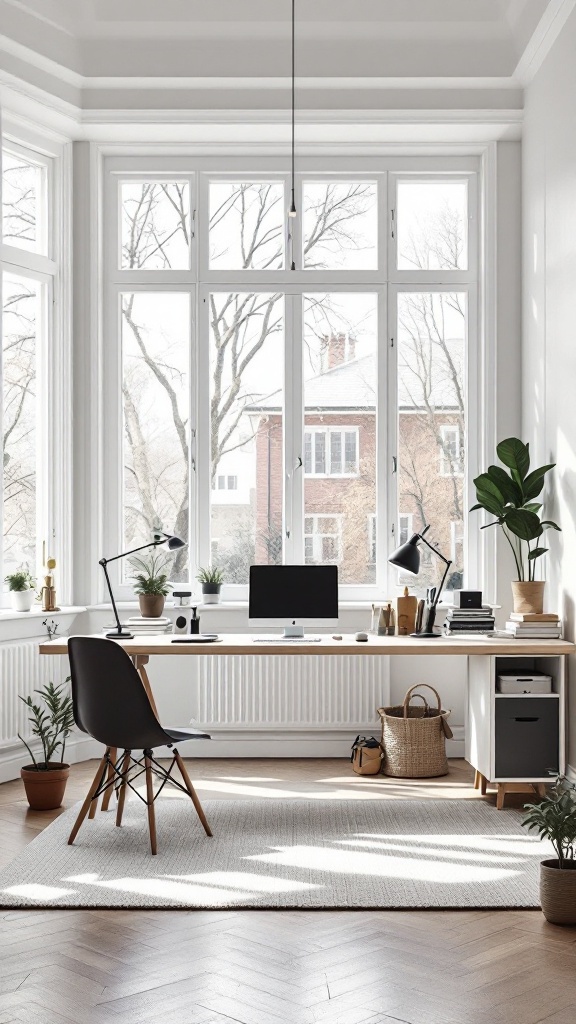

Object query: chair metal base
[68,747,212,855]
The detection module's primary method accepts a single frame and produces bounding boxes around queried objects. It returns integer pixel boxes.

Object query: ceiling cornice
[512,0,576,84]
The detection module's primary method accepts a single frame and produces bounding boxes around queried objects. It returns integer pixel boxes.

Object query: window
[215,475,238,491]
[398,514,413,546]
[304,515,342,565]
[1,138,64,597]
[304,428,359,476]
[449,520,465,590]
[103,159,478,599]
[439,425,463,477]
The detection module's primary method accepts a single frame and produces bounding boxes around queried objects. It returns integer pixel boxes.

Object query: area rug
[0,797,550,909]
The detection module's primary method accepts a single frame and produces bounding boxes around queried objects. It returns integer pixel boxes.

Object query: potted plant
[471,437,561,614]
[129,551,172,617]
[19,680,75,810]
[197,566,224,604]
[522,777,576,925]
[4,567,37,612]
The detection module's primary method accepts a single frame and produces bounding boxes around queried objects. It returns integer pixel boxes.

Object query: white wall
[522,5,576,778]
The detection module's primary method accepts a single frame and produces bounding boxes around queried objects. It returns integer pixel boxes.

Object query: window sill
[0,605,86,623]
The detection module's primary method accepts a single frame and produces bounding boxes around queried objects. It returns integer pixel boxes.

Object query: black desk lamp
[388,524,452,638]
[99,532,186,639]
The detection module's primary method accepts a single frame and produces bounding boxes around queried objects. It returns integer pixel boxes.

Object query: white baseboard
[0,727,466,780]
[0,735,101,785]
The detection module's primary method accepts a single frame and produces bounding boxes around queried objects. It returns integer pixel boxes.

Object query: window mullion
[286,292,303,564]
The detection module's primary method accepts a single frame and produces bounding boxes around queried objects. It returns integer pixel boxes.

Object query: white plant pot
[11,589,35,612]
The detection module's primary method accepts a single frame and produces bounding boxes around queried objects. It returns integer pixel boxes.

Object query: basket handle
[403,684,442,716]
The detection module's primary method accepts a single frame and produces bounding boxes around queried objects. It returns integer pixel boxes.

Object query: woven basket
[377,684,453,778]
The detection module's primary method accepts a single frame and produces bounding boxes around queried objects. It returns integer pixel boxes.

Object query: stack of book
[103,616,172,635]
[444,605,495,635]
[505,612,562,639]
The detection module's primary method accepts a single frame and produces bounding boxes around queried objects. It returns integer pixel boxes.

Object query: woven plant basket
[540,860,576,925]
[377,684,453,778]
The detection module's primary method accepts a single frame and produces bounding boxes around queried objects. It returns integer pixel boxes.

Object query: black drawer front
[495,698,559,778]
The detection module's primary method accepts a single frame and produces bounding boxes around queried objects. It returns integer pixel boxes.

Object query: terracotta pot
[540,859,576,925]
[138,594,165,617]
[21,763,70,810]
[511,580,545,615]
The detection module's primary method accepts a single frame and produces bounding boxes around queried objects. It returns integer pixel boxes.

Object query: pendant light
[288,0,297,270]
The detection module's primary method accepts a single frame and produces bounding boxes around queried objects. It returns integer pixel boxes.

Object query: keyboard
[252,637,322,643]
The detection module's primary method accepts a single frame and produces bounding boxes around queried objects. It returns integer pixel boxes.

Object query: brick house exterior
[247,334,465,588]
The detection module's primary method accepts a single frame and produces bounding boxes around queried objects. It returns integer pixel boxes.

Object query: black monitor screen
[249,565,338,620]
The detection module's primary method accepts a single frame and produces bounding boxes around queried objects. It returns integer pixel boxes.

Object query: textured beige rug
[0,797,549,909]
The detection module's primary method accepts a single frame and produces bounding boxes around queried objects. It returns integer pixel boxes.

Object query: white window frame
[1,127,72,605]
[101,154,483,603]
[439,424,464,477]
[304,426,359,477]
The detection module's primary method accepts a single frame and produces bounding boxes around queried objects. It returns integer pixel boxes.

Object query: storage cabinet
[466,654,566,808]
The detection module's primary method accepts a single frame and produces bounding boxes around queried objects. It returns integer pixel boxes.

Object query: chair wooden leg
[115,750,131,827]
[496,784,505,810]
[479,772,487,796]
[101,747,118,811]
[68,751,110,845]
[144,753,157,855]
[473,770,480,790]
[175,750,212,837]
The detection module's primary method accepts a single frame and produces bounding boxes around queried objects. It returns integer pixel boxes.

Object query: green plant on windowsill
[4,568,36,592]
[128,552,173,596]
[128,551,173,617]
[196,567,224,586]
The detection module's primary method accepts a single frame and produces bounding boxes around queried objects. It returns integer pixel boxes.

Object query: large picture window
[1,138,63,599]
[103,159,478,598]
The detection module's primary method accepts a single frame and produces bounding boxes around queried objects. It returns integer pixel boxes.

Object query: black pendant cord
[289,0,297,269]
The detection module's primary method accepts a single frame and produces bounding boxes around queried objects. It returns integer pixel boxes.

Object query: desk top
[39,634,576,657]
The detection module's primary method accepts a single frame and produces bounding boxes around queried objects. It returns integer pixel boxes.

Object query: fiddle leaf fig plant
[471,437,561,582]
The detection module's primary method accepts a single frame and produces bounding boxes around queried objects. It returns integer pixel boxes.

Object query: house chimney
[321,332,356,370]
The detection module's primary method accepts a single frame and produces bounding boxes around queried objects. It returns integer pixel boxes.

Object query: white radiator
[0,640,67,749]
[191,654,390,730]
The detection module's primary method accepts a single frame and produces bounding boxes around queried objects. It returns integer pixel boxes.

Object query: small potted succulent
[197,566,224,604]
[522,776,576,925]
[19,680,75,810]
[4,567,37,612]
[471,437,561,614]
[129,551,172,617]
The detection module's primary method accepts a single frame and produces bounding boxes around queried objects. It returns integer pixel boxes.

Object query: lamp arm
[416,532,452,609]
[99,540,161,567]
[417,532,451,568]
[100,559,123,635]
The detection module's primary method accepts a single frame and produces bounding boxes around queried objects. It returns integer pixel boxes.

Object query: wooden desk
[39,633,576,659]
[40,634,575,809]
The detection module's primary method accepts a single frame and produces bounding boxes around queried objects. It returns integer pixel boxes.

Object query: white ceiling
[0,0,554,78]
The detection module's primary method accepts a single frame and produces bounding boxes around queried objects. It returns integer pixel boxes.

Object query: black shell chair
[67,636,212,854]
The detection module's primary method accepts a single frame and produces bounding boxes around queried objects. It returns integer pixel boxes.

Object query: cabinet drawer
[495,698,559,778]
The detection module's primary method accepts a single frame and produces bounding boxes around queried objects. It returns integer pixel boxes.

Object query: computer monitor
[249,565,339,637]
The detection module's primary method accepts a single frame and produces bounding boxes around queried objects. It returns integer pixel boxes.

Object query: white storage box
[497,673,552,694]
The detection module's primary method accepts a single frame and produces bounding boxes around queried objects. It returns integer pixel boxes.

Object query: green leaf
[541,520,562,532]
[497,438,530,481]
[469,503,483,512]
[503,508,543,541]
[474,489,505,518]
[524,502,543,513]
[523,464,556,501]
[527,547,548,560]
[485,465,523,505]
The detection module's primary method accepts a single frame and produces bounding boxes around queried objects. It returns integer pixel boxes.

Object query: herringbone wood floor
[1,758,575,1024]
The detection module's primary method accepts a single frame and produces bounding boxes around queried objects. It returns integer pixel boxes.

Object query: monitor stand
[283,623,305,639]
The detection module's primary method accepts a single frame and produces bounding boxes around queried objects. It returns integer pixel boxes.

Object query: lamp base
[410,632,443,639]
[105,630,134,639]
